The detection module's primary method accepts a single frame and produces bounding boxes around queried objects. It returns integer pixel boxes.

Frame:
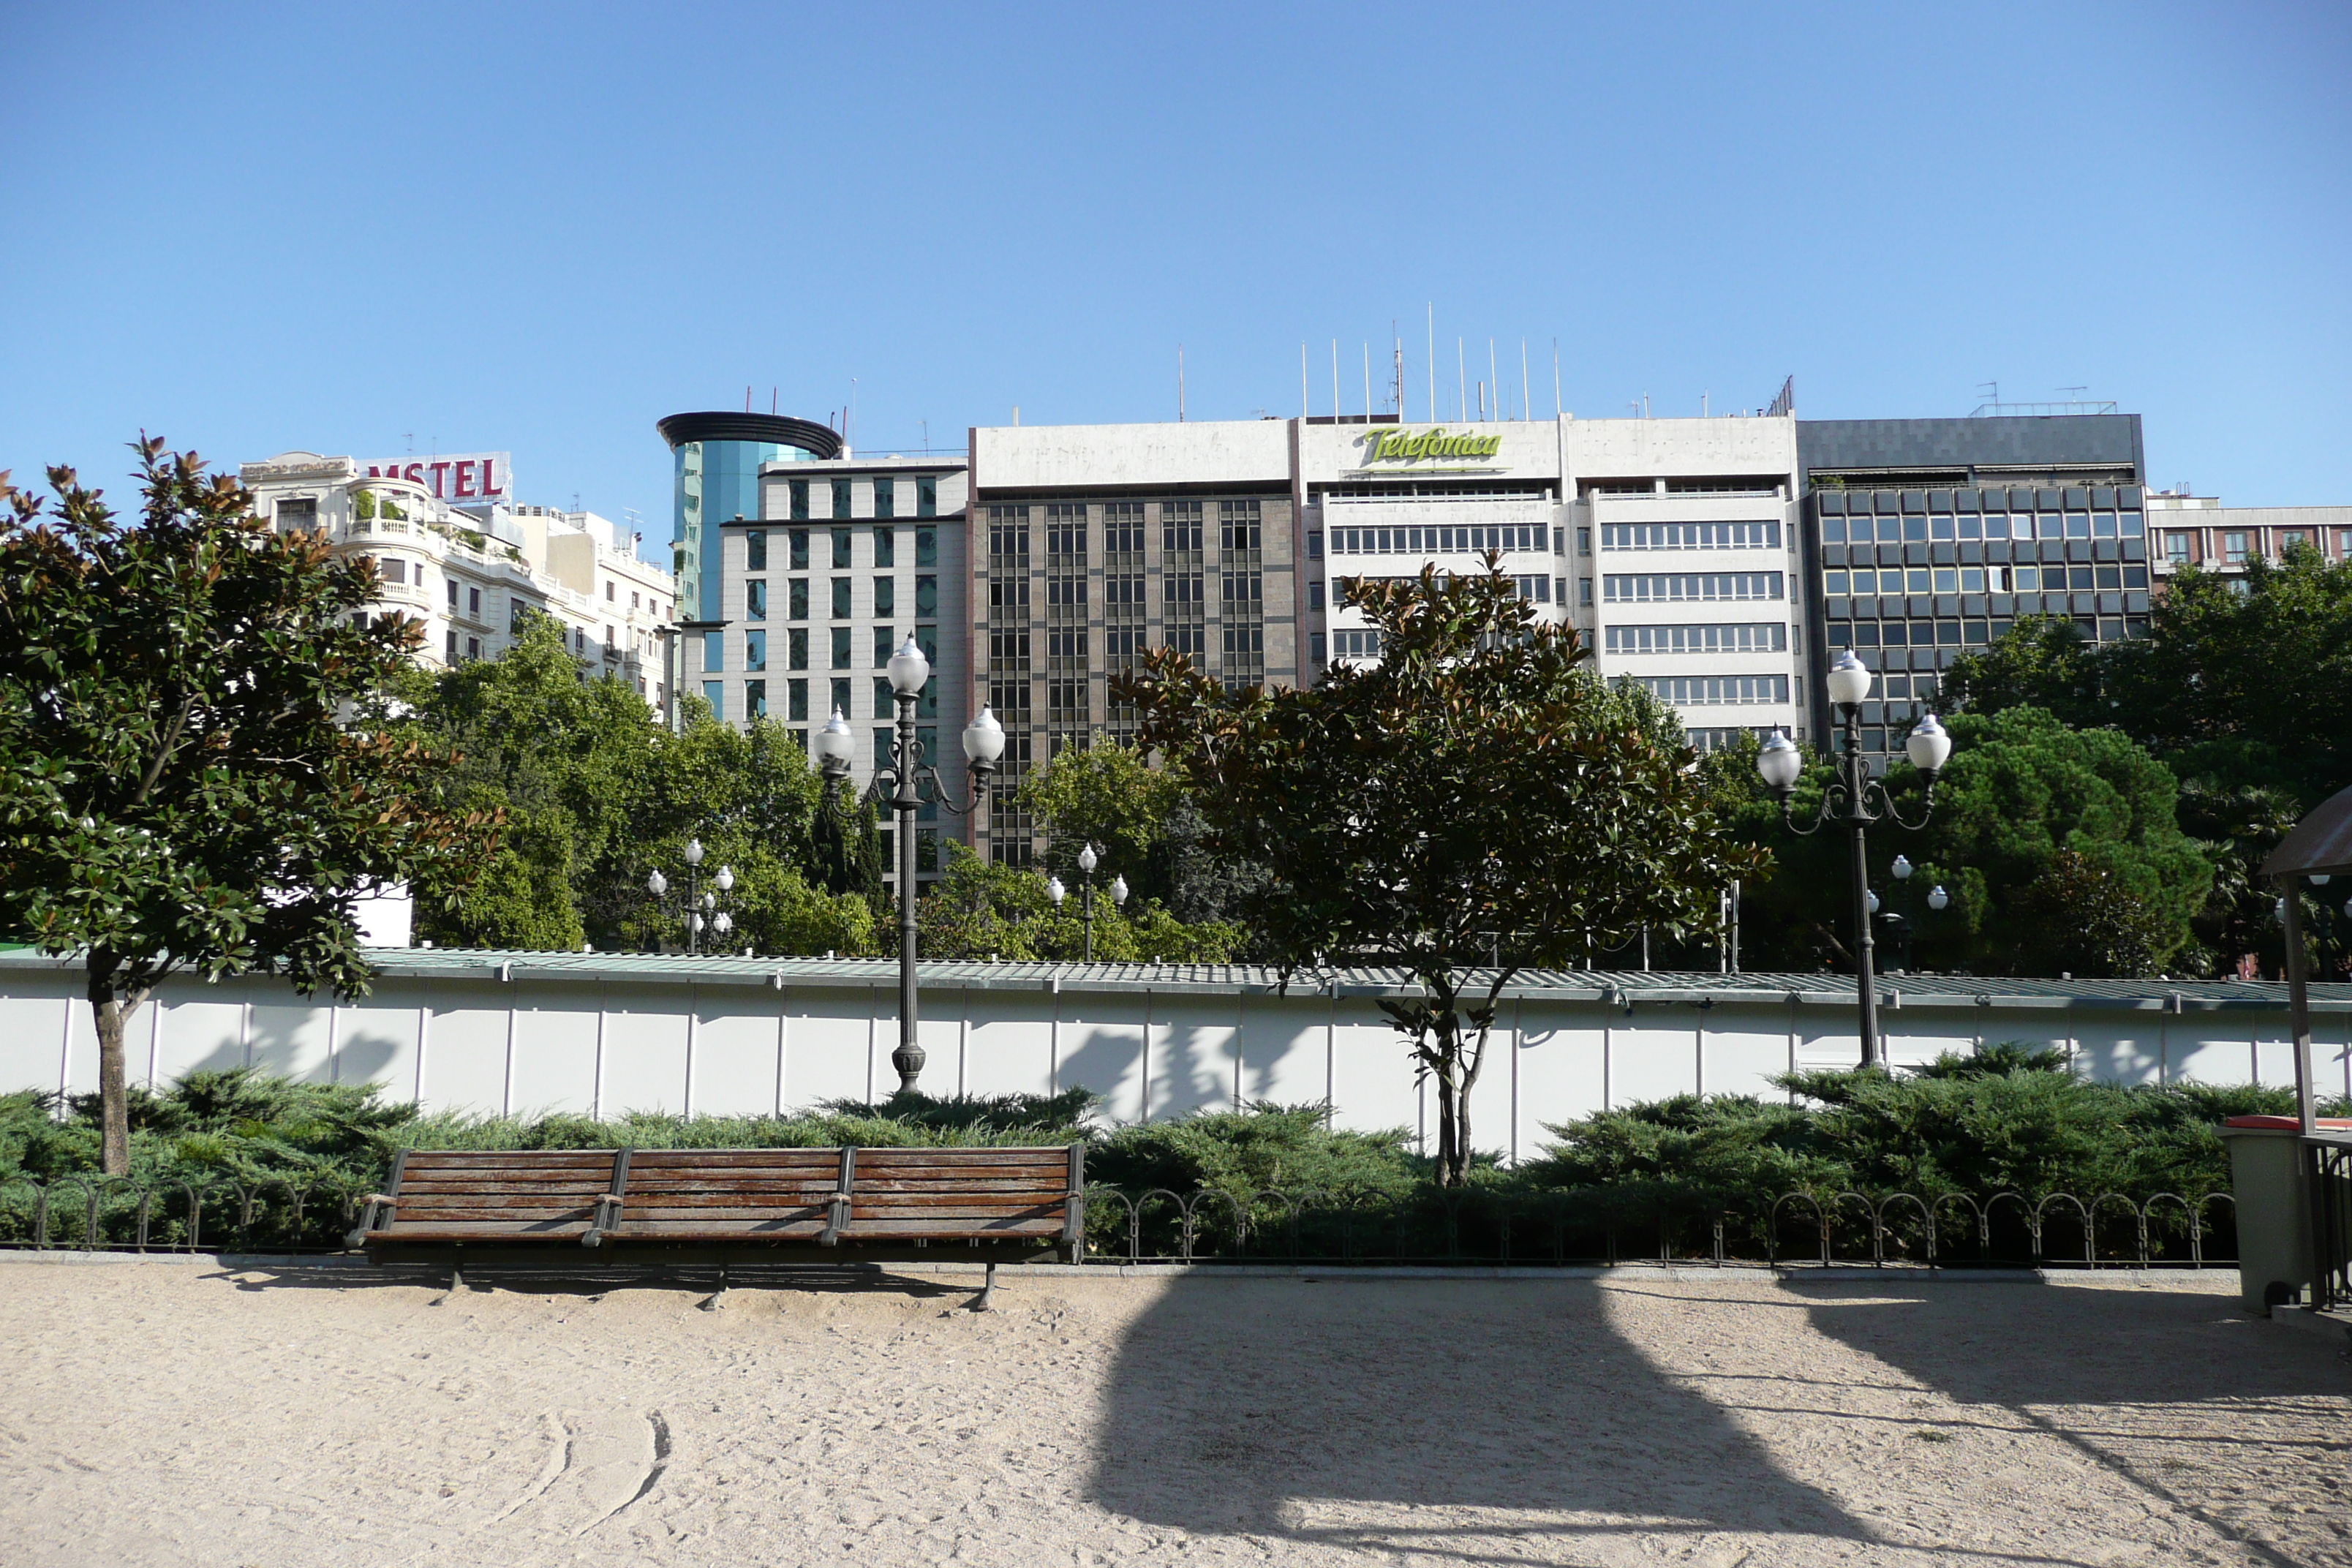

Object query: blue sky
[3,3,2346,562]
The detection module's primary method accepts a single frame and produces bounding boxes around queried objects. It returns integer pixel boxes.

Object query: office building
[2144,492,2352,584]
[1795,411,2148,766]
[239,451,676,703]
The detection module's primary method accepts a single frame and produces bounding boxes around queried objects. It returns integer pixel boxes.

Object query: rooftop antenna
[1362,341,1371,422]
[1978,380,1999,410]
[1457,337,1466,423]
[1178,346,1185,421]
[1331,339,1340,421]
[1488,339,1499,421]
[1300,342,1308,419]
[1520,340,1530,424]
[745,385,752,414]
[2057,385,2088,402]
[771,388,777,415]
[920,418,929,453]
[1391,323,1403,417]
[1553,339,1561,418]
[1426,306,1435,423]
[1703,390,1709,418]
[402,431,414,454]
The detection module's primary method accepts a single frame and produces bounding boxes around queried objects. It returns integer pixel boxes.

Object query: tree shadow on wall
[1084,1277,1866,1561]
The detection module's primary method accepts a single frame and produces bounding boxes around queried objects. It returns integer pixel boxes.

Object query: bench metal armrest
[344,1194,399,1249]
[581,1192,625,1248]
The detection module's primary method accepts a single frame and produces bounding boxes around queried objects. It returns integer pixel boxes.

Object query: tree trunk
[86,961,143,1177]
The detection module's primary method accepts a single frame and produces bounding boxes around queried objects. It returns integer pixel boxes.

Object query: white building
[238,452,678,707]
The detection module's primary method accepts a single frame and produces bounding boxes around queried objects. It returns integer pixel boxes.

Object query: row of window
[1600,521,1781,551]
[1825,562,2149,597]
[1604,622,1787,655]
[746,525,941,571]
[987,500,1263,559]
[1604,572,1784,603]
[1629,674,1790,706]
[1818,511,2144,545]
[780,475,941,521]
[990,571,1267,611]
[744,575,940,620]
[1329,524,1546,556]
[2162,529,2352,565]
[723,625,942,675]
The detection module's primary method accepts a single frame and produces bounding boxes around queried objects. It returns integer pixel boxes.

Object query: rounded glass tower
[655,412,842,627]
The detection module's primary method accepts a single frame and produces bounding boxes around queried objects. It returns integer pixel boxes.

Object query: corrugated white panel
[1150,995,1237,1120]
[249,1001,335,1084]
[598,987,691,1117]
[336,998,423,1101]
[505,983,599,1117]
[1235,995,1328,1110]
[1058,995,1148,1124]
[783,989,881,1110]
[154,998,246,1087]
[0,981,73,1098]
[1514,1006,1604,1148]
[687,995,780,1118]
[1330,1016,1416,1143]
[959,992,1054,1099]
[1612,1017,1699,1105]
[1702,1007,1793,1100]
[421,1002,509,1117]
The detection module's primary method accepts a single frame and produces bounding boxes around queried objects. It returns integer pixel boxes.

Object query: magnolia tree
[0,441,486,1174]
[1116,554,1763,1186]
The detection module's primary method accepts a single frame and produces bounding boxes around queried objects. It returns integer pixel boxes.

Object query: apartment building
[2144,493,2352,584]
[238,451,676,705]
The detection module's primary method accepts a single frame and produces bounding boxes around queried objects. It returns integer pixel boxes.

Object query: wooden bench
[350,1145,1087,1293]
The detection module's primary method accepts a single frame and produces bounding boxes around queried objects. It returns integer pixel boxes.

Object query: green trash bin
[2220,1114,2352,1314]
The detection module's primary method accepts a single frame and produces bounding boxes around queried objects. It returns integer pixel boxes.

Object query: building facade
[1795,414,2149,766]
[238,451,676,703]
[2144,493,2352,585]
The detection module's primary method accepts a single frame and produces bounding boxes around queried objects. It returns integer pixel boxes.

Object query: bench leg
[971,1260,998,1313]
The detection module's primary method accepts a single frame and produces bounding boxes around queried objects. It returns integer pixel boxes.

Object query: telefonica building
[960,404,1808,863]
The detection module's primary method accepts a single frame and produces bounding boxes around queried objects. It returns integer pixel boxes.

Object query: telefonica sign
[1357,428,1504,464]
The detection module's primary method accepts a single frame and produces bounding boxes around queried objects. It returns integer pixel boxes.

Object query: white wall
[3,958,2345,1157]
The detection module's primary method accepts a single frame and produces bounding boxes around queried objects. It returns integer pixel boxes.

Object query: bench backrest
[381,1148,622,1239]
[616,1148,842,1240]
[845,1147,1082,1242]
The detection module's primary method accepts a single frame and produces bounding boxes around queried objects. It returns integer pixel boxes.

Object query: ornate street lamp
[646,839,734,955]
[1757,652,1950,1068]
[1044,862,1126,962]
[813,636,1005,1092]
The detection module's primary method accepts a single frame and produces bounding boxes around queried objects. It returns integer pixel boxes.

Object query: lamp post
[1890,854,1917,973]
[1044,863,1126,962]
[1757,651,1950,1068]
[646,838,734,955]
[813,637,1005,1092]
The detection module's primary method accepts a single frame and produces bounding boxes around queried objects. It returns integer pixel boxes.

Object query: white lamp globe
[814,709,855,766]
[1111,874,1129,905]
[1045,876,1066,906]
[684,837,705,867]
[647,868,667,897]
[1892,855,1913,881]
[1866,889,1881,914]
[1078,843,1098,875]
[1756,730,1803,791]
[713,911,733,935]
[962,706,1006,764]
[715,864,734,894]
[887,635,930,696]
[1904,712,1953,775]
[1928,884,1949,911]
[1826,650,1874,707]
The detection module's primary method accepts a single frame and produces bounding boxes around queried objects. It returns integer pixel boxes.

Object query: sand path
[0,1262,2345,1566]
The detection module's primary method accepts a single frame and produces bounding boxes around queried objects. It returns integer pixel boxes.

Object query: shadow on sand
[1082,1275,1866,1560]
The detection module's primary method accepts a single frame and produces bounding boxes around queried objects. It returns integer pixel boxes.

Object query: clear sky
[4,2,2347,561]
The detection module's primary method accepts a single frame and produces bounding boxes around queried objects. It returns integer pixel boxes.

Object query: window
[1580,577,1594,606]
[746,580,766,619]
[832,578,852,619]
[746,679,766,718]
[870,577,894,619]
[831,627,851,668]
[447,578,458,608]
[1932,568,1957,593]
[745,630,766,671]
[916,527,938,567]
[831,527,853,568]
[788,678,808,722]
[873,627,894,668]
[1825,569,1850,595]
[1306,530,1323,559]
[916,574,938,618]
[1311,631,1326,665]
[1219,499,1262,553]
[2224,532,2248,564]
[746,529,767,570]
[703,681,723,718]
[789,578,808,619]
[631,591,640,609]
[2164,533,2192,564]
[790,528,810,569]
[788,628,808,670]
[377,559,407,585]
[510,599,527,634]
[1599,521,1780,551]
[829,677,850,717]
[1310,581,1325,610]
[874,676,894,717]
[1509,575,1550,601]
[704,630,723,672]
[467,586,481,616]
[1333,630,1383,659]
[1556,577,1567,603]
[2095,564,2122,590]
[1602,572,1783,603]
[1046,502,1086,558]
[917,477,937,518]
[873,478,895,520]
[832,479,853,521]
[1578,527,1591,556]
[1604,622,1787,655]
[1628,674,1790,705]
[1330,524,1544,554]
[1163,500,1202,554]
[1164,571,1204,607]
[790,480,810,521]
[872,525,896,567]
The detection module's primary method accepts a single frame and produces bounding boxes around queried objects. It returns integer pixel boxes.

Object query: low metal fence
[0,1175,364,1255]
[2311,1140,2352,1311]
[1074,1184,2242,1271]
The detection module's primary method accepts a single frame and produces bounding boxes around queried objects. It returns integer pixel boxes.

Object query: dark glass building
[1795,415,2146,766]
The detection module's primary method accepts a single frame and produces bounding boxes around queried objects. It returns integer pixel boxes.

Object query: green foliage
[1014,740,1267,927]
[916,840,1246,962]
[0,441,486,1172]
[1118,555,1763,1183]
[1087,1104,1421,1199]
[402,619,875,956]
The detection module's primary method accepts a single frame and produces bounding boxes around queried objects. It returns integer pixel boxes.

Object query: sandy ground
[0,1261,2345,1568]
